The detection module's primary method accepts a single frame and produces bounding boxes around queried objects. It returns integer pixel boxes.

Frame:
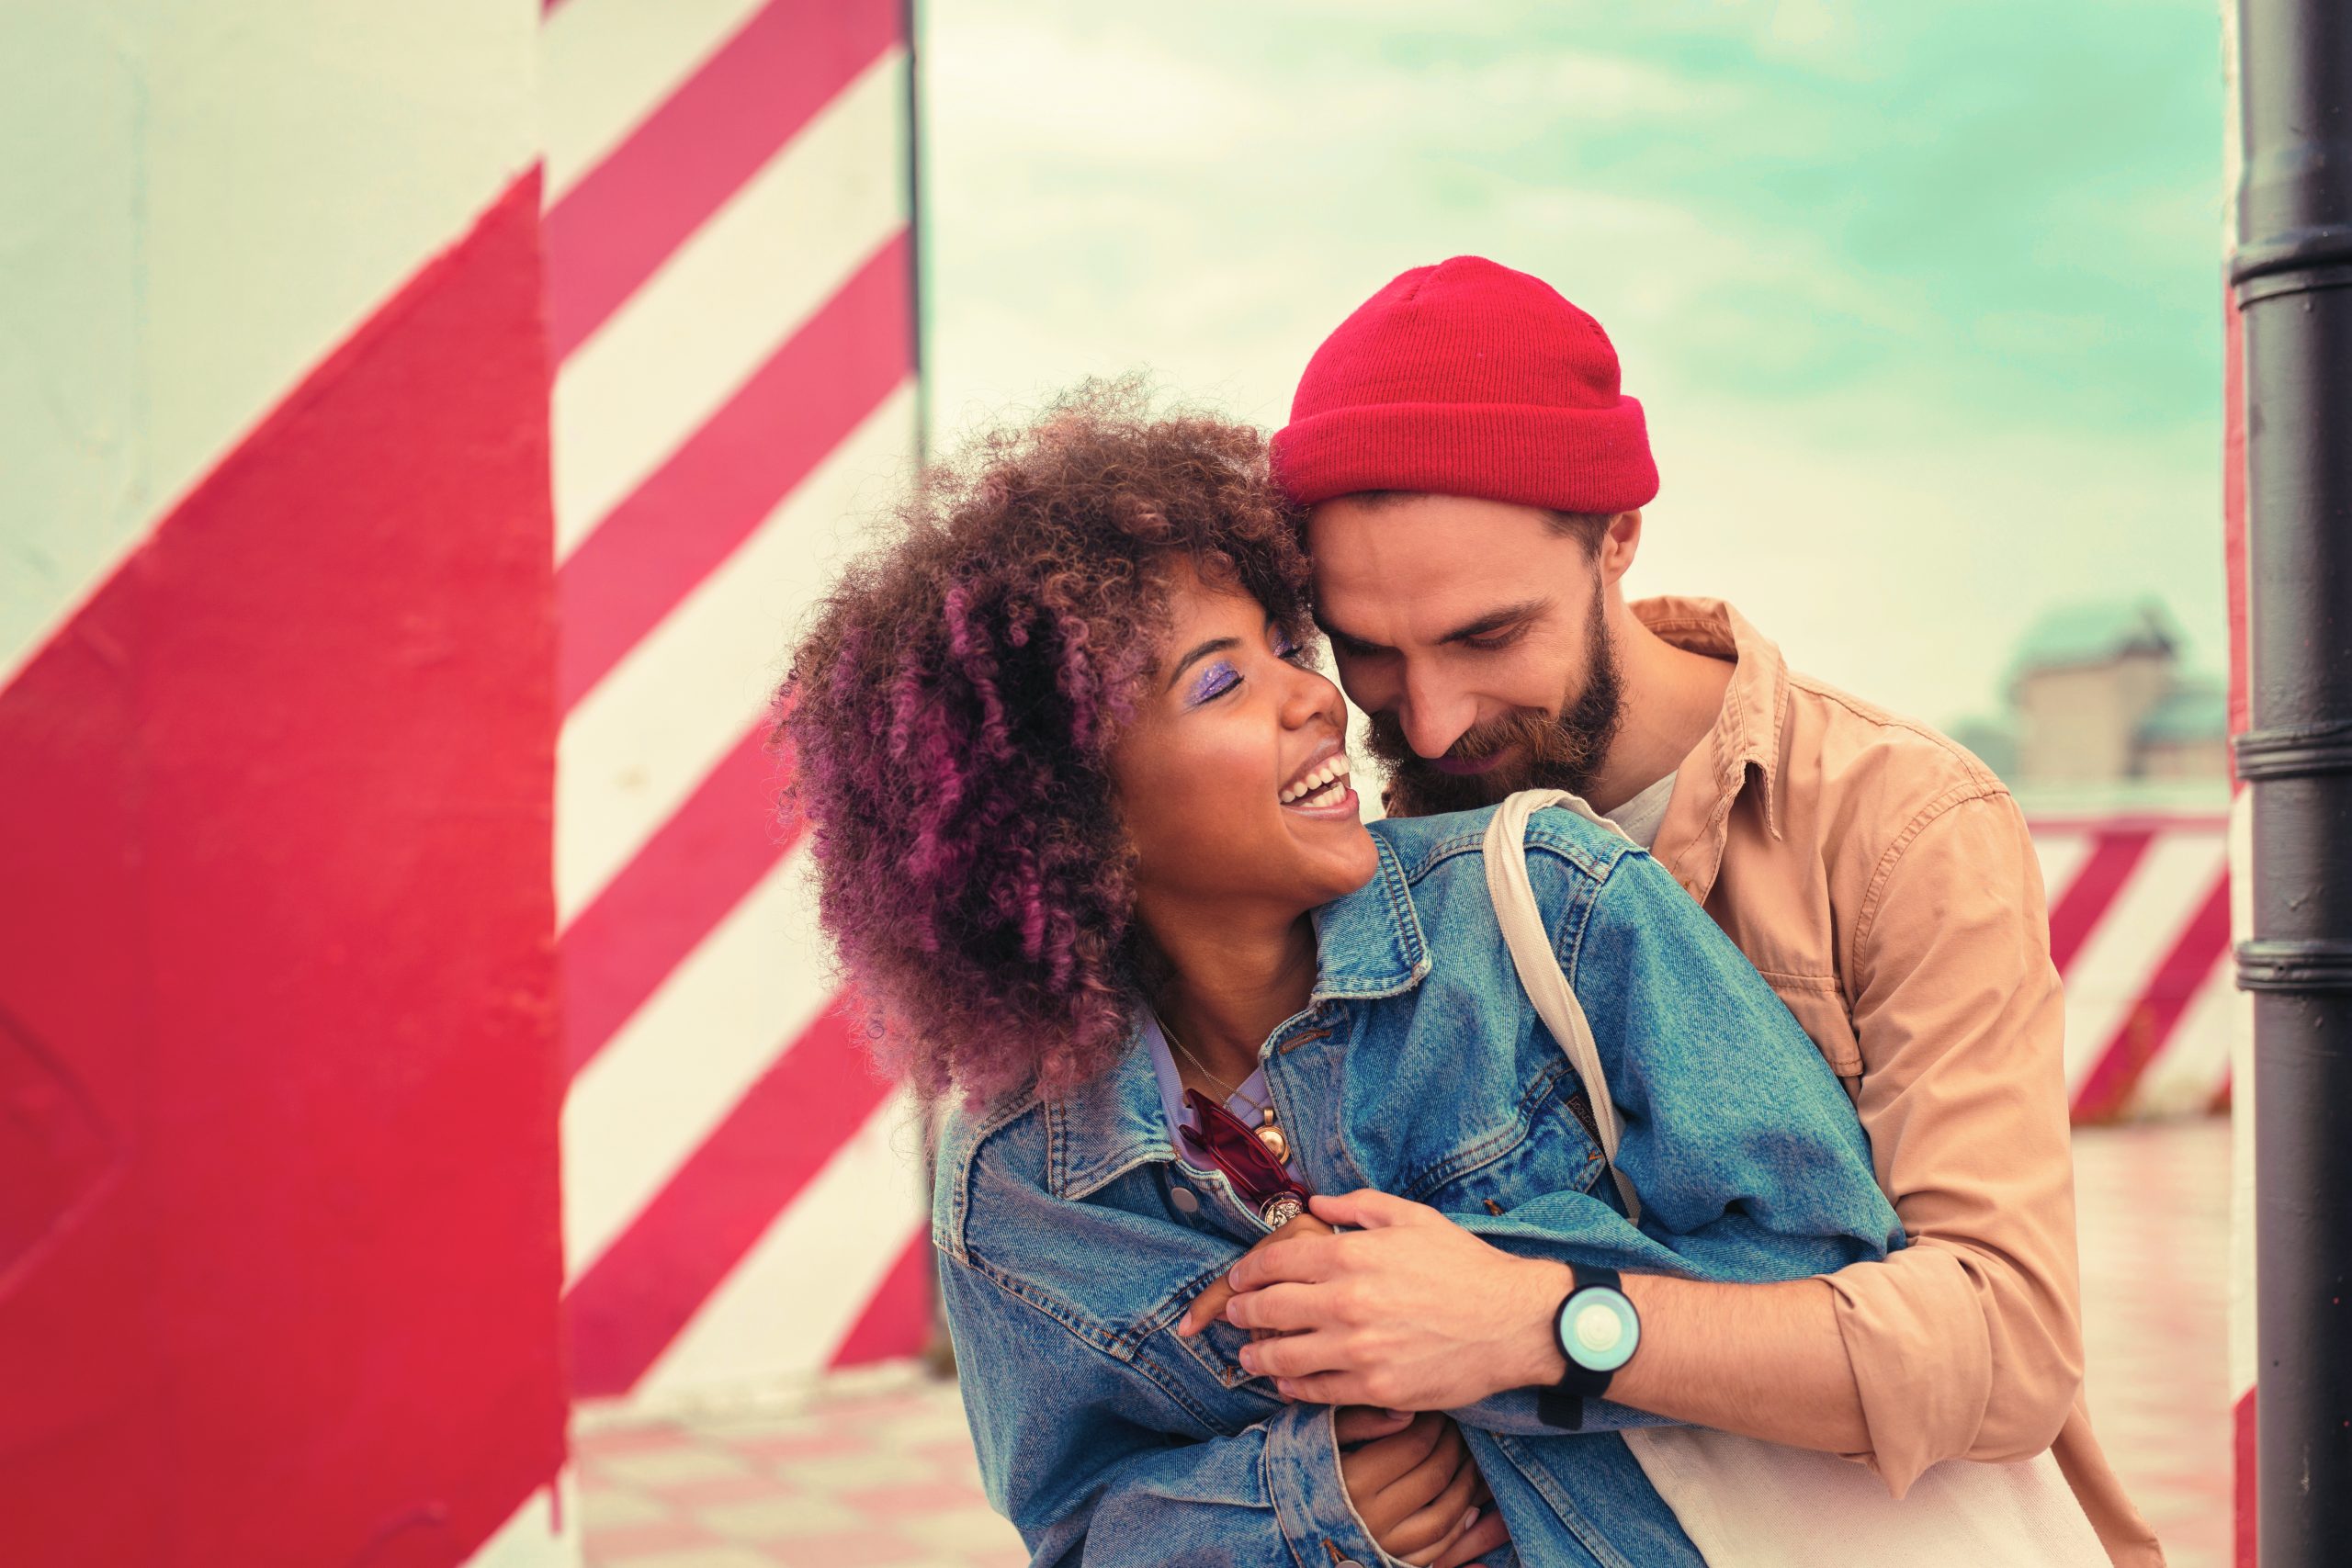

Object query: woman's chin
[1277,789,1379,899]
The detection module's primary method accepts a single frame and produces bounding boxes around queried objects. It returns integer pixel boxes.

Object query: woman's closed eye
[1185,630,1314,707]
[1184,660,1242,706]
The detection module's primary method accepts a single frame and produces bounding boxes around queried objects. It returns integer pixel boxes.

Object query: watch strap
[1534,1389,1589,1430]
[1539,1265,1628,1431]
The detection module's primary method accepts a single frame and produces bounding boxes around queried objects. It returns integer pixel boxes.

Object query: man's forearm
[1216,1195,1877,1460]
[1613,1272,1869,1451]
[1497,1259,1871,1454]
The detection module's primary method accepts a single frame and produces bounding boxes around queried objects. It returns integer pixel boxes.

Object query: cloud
[920,0,2228,721]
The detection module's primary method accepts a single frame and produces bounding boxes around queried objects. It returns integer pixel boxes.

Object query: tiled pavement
[578,1121,2233,1567]
[2074,1119,2231,1567]
[574,1371,1026,1568]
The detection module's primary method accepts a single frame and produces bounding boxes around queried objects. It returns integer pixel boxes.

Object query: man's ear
[1597,509,1644,587]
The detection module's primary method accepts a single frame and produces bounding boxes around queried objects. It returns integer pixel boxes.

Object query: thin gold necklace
[1155,1006,1291,1165]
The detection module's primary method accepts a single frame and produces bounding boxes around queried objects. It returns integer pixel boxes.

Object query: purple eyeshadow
[1184,662,1239,706]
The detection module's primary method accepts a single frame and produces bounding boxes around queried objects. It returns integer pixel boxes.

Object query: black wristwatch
[1533,1265,1642,1431]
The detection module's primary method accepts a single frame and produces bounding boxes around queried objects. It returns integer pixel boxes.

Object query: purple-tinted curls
[775,382,1316,1110]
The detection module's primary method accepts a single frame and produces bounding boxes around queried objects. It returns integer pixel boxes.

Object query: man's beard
[1365,589,1624,818]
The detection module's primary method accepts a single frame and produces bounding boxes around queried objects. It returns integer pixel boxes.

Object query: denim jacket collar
[1307,831,1430,1004]
[1046,833,1430,1201]
[1045,1040,1171,1201]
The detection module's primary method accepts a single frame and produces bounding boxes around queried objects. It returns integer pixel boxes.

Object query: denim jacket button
[1169,1186,1200,1214]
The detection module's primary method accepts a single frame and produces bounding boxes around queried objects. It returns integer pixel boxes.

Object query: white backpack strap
[1481,790,1642,1224]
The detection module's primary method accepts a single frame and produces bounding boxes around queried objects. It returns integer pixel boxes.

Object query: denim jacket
[933,805,1906,1567]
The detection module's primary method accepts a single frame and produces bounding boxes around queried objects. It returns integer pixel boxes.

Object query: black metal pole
[2232,3,2352,1561]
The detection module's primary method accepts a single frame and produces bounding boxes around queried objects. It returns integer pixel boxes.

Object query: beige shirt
[1634,597,2160,1566]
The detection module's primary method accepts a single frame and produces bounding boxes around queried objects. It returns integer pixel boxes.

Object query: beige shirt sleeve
[1825,788,2086,1494]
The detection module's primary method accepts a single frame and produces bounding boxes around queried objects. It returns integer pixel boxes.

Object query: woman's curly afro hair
[777,383,1314,1110]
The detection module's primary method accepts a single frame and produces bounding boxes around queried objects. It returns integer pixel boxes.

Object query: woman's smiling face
[1111,558,1380,925]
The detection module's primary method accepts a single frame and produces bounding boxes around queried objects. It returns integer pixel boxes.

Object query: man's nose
[1399,671,1476,760]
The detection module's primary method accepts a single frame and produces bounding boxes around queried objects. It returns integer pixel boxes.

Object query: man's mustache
[1363,706,1561,770]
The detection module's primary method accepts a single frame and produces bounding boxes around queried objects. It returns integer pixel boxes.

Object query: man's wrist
[1495,1256,1574,1394]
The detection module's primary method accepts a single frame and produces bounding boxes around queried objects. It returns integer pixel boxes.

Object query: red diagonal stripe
[828,1224,934,1370]
[543,0,902,362]
[2045,829,2155,975]
[564,1000,890,1396]
[2071,872,2233,1122]
[560,724,800,1079]
[557,231,913,713]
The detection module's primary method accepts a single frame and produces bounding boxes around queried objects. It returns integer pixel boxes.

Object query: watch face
[1558,1287,1640,1373]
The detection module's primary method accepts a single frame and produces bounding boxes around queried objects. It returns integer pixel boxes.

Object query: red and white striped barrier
[541,0,930,1413]
[2031,815,2235,1124]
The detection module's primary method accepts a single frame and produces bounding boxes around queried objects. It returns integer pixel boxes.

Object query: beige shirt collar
[1632,595,1790,902]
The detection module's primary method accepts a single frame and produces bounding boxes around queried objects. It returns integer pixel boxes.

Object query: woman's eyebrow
[1163,636,1239,692]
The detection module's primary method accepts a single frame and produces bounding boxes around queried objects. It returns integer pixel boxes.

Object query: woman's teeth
[1280,757,1351,807]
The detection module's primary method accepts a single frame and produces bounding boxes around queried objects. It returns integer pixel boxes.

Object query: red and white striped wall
[540,0,931,1415]
[0,4,571,1565]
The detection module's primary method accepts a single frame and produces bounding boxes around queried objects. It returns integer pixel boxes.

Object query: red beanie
[1272,256,1657,514]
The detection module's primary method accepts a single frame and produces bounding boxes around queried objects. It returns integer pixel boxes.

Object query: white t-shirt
[1604,773,1678,850]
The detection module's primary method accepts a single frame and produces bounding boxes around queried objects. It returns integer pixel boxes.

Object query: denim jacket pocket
[1394,1055,1607,1217]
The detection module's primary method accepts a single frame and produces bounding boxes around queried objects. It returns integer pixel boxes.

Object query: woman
[779,389,1903,1567]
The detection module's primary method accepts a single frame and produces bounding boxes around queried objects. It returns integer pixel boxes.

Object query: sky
[918,0,2229,733]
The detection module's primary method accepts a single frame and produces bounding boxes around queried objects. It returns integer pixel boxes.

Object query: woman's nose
[1280,660,1347,731]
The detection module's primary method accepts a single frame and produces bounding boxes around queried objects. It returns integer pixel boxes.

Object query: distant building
[1953,601,2230,793]
[2132,673,2231,782]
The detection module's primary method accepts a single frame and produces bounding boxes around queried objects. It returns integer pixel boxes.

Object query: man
[1200,257,2161,1563]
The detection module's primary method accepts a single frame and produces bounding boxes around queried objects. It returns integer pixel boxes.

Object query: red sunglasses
[1178,1089,1314,1228]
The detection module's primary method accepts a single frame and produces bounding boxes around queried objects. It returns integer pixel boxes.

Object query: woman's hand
[1176,1208,1334,1339]
[1333,1408,1509,1567]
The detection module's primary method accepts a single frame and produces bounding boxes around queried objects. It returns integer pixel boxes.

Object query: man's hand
[1218,1190,1573,1408]
[1333,1409,1510,1568]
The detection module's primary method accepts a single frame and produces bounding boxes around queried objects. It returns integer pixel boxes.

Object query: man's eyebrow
[1439,598,1551,645]
[1163,636,1239,693]
[1314,599,1551,652]
[1312,611,1386,652]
